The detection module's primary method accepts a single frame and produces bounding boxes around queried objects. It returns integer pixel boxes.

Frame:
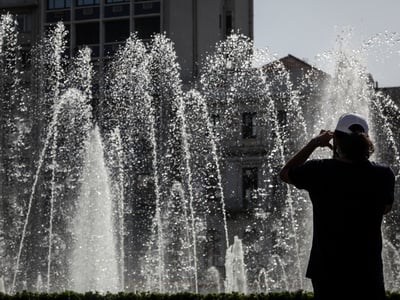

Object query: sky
[253,0,400,87]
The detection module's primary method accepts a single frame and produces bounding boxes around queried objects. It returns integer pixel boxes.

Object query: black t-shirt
[288,159,395,284]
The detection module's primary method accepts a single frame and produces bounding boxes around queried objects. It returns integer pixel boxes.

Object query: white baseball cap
[335,113,369,135]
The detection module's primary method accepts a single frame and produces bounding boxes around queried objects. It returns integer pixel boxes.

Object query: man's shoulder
[369,161,391,169]
[305,158,336,167]
[369,161,395,177]
[305,158,333,165]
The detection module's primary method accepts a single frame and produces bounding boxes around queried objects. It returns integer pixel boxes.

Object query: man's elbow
[279,167,291,184]
[384,204,392,215]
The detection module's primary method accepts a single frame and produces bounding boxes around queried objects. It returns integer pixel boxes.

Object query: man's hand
[312,130,334,150]
[279,130,334,184]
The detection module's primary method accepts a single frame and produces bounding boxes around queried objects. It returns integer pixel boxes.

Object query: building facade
[221,54,328,241]
[0,0,253,83]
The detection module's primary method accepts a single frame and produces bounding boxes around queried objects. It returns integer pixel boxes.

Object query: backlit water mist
[70,126,119,293]
[0,16,399,293]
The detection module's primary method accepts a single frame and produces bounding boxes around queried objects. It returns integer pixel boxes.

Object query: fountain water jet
[0,276,5,293]
[204,267,222,293]
[225,236,247,293]
[0,16,399,294]
[70,126,119,293]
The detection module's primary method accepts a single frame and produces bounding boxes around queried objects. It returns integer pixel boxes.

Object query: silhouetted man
[280,113,395,300]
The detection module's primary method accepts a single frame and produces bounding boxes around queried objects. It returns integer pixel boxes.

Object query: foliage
[0,291,312,300]
[2,290,400,300]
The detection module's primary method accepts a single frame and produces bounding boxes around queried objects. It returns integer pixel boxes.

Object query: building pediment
[262,54,328,79]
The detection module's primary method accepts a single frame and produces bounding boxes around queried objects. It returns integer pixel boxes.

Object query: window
[243,167,258,207]
[211,114,220,127]
[75,6,100,19]
[224,10,233,36]
[104,3,130,17]
[48,0,71,9]
[20,49,31,68]
[76,0,99,6]
[16,14,32,33]
[105,20,130,43]
[82,8,94,15]
[277,110,287,127]
[134,2,161,15]
[46,10,71,22]
[209,114,220,136]
[76,22,99,45]
[242,112,257,139]
[135,17,160,40]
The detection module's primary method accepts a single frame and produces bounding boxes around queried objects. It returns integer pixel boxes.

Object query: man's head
[335,113,369,135]
[333,113,374,161]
